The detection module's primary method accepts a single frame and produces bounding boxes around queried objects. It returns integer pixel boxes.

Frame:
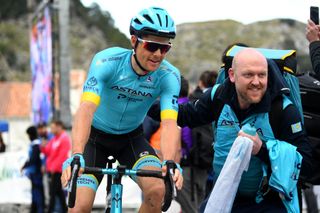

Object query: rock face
[0,0,312,83]
[167,19,311,82]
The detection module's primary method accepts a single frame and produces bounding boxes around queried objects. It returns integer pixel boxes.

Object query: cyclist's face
[132,35,171,71]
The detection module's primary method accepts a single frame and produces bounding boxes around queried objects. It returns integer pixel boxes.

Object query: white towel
[204,136,253,213]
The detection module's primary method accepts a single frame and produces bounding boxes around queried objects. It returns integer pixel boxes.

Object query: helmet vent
[165,15,168,27]
[133,18,142,25]
[156,14,162,26]
[143,14,154,24]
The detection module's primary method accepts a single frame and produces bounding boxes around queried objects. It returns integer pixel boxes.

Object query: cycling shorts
[81,125,161,188]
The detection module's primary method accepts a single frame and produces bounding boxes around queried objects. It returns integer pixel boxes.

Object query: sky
[81,0,318,38]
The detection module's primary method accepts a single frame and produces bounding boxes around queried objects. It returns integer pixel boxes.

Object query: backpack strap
[269,96,283,139]
[210,84,225,121]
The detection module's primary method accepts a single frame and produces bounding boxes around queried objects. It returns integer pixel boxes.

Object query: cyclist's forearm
[160,120,180,162]
[71,101,96,154]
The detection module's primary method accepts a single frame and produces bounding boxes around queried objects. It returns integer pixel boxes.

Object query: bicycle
[67,156,176,213]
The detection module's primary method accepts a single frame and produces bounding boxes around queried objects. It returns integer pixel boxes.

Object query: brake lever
[168,166,177,197]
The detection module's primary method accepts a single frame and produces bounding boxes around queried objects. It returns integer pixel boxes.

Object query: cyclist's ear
[131,35,138,49]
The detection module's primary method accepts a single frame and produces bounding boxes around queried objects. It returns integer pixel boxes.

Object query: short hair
[37,121,47,128]
[199,70,218,88]
[179,75,189,98]
[51,120,65,129]
[26,126,38,140]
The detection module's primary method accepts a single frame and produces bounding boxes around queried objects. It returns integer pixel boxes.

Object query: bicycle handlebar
[67,156,80,208]
[161,160,176,212]
[67,157,176,212]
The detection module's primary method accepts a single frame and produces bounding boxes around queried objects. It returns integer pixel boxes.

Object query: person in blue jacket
[176,48,312,212]
[22,126,45,213]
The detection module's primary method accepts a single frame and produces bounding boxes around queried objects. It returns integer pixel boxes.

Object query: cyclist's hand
[161,161,183,190]
[61,153,85,188]
[173,167,183,190]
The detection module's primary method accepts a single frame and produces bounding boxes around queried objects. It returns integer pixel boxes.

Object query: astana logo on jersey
[84,77,99,93]
[87,77,97,86]
[111,85,152,98]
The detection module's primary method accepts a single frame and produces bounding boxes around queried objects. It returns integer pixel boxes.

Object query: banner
[30,6,53,125]
[0,151,30,204]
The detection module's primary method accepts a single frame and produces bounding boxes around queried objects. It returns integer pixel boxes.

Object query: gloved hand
[161,160,183,191]
[162,160,183,174]
[62,153,85,171]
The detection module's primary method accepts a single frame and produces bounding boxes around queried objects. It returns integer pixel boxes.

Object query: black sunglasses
[137,38,172,54]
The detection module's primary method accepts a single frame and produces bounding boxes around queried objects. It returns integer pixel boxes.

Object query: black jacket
[309,40,320,80]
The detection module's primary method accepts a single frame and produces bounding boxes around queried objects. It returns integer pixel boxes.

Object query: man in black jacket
[306,19,320,80]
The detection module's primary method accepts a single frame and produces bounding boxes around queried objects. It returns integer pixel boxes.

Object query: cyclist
[61,6,183,213]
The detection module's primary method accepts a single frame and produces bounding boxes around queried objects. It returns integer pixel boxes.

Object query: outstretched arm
[178,87,217,128]
[307,19,320,77]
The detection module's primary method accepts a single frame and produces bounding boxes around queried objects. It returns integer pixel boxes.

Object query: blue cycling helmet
[130,7,176,39]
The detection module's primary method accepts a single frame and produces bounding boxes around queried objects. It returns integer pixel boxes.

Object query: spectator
[36,122,53,210]
[189,70,217,100]
[304,18,320,213]
[176,48,312,212]
[41,120,71,213]
[37,122,54,142]
[22,126,45,213]
[0,133,6,153]
[306,19,320,80]
[189,70,217,199]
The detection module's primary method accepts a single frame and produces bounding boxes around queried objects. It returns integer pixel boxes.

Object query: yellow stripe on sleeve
[81,92,101,106]
[161,109,178,120]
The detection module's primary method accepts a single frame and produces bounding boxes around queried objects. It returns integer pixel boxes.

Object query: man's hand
[306,19,320,43]
[61,154,85,188]
[238,130,262,155]
[161,161,183,190]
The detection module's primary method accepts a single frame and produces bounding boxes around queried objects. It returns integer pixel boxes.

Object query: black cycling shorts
[82,125,161,185]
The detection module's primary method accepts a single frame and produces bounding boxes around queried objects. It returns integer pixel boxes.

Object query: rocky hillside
[0,1,312,82]
[167,19,312,82]
[0,0,130,81]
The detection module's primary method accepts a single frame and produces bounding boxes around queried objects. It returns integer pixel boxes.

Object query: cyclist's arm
[71,101,97,154]
[160,119,180,161]
[158,69,180,161]
[72,51,113,154]
[158,70,183,189]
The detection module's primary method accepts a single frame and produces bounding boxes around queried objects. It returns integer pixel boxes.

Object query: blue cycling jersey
[81,47,181,134]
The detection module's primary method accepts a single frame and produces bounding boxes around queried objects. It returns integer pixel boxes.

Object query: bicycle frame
[98,165,140,213]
